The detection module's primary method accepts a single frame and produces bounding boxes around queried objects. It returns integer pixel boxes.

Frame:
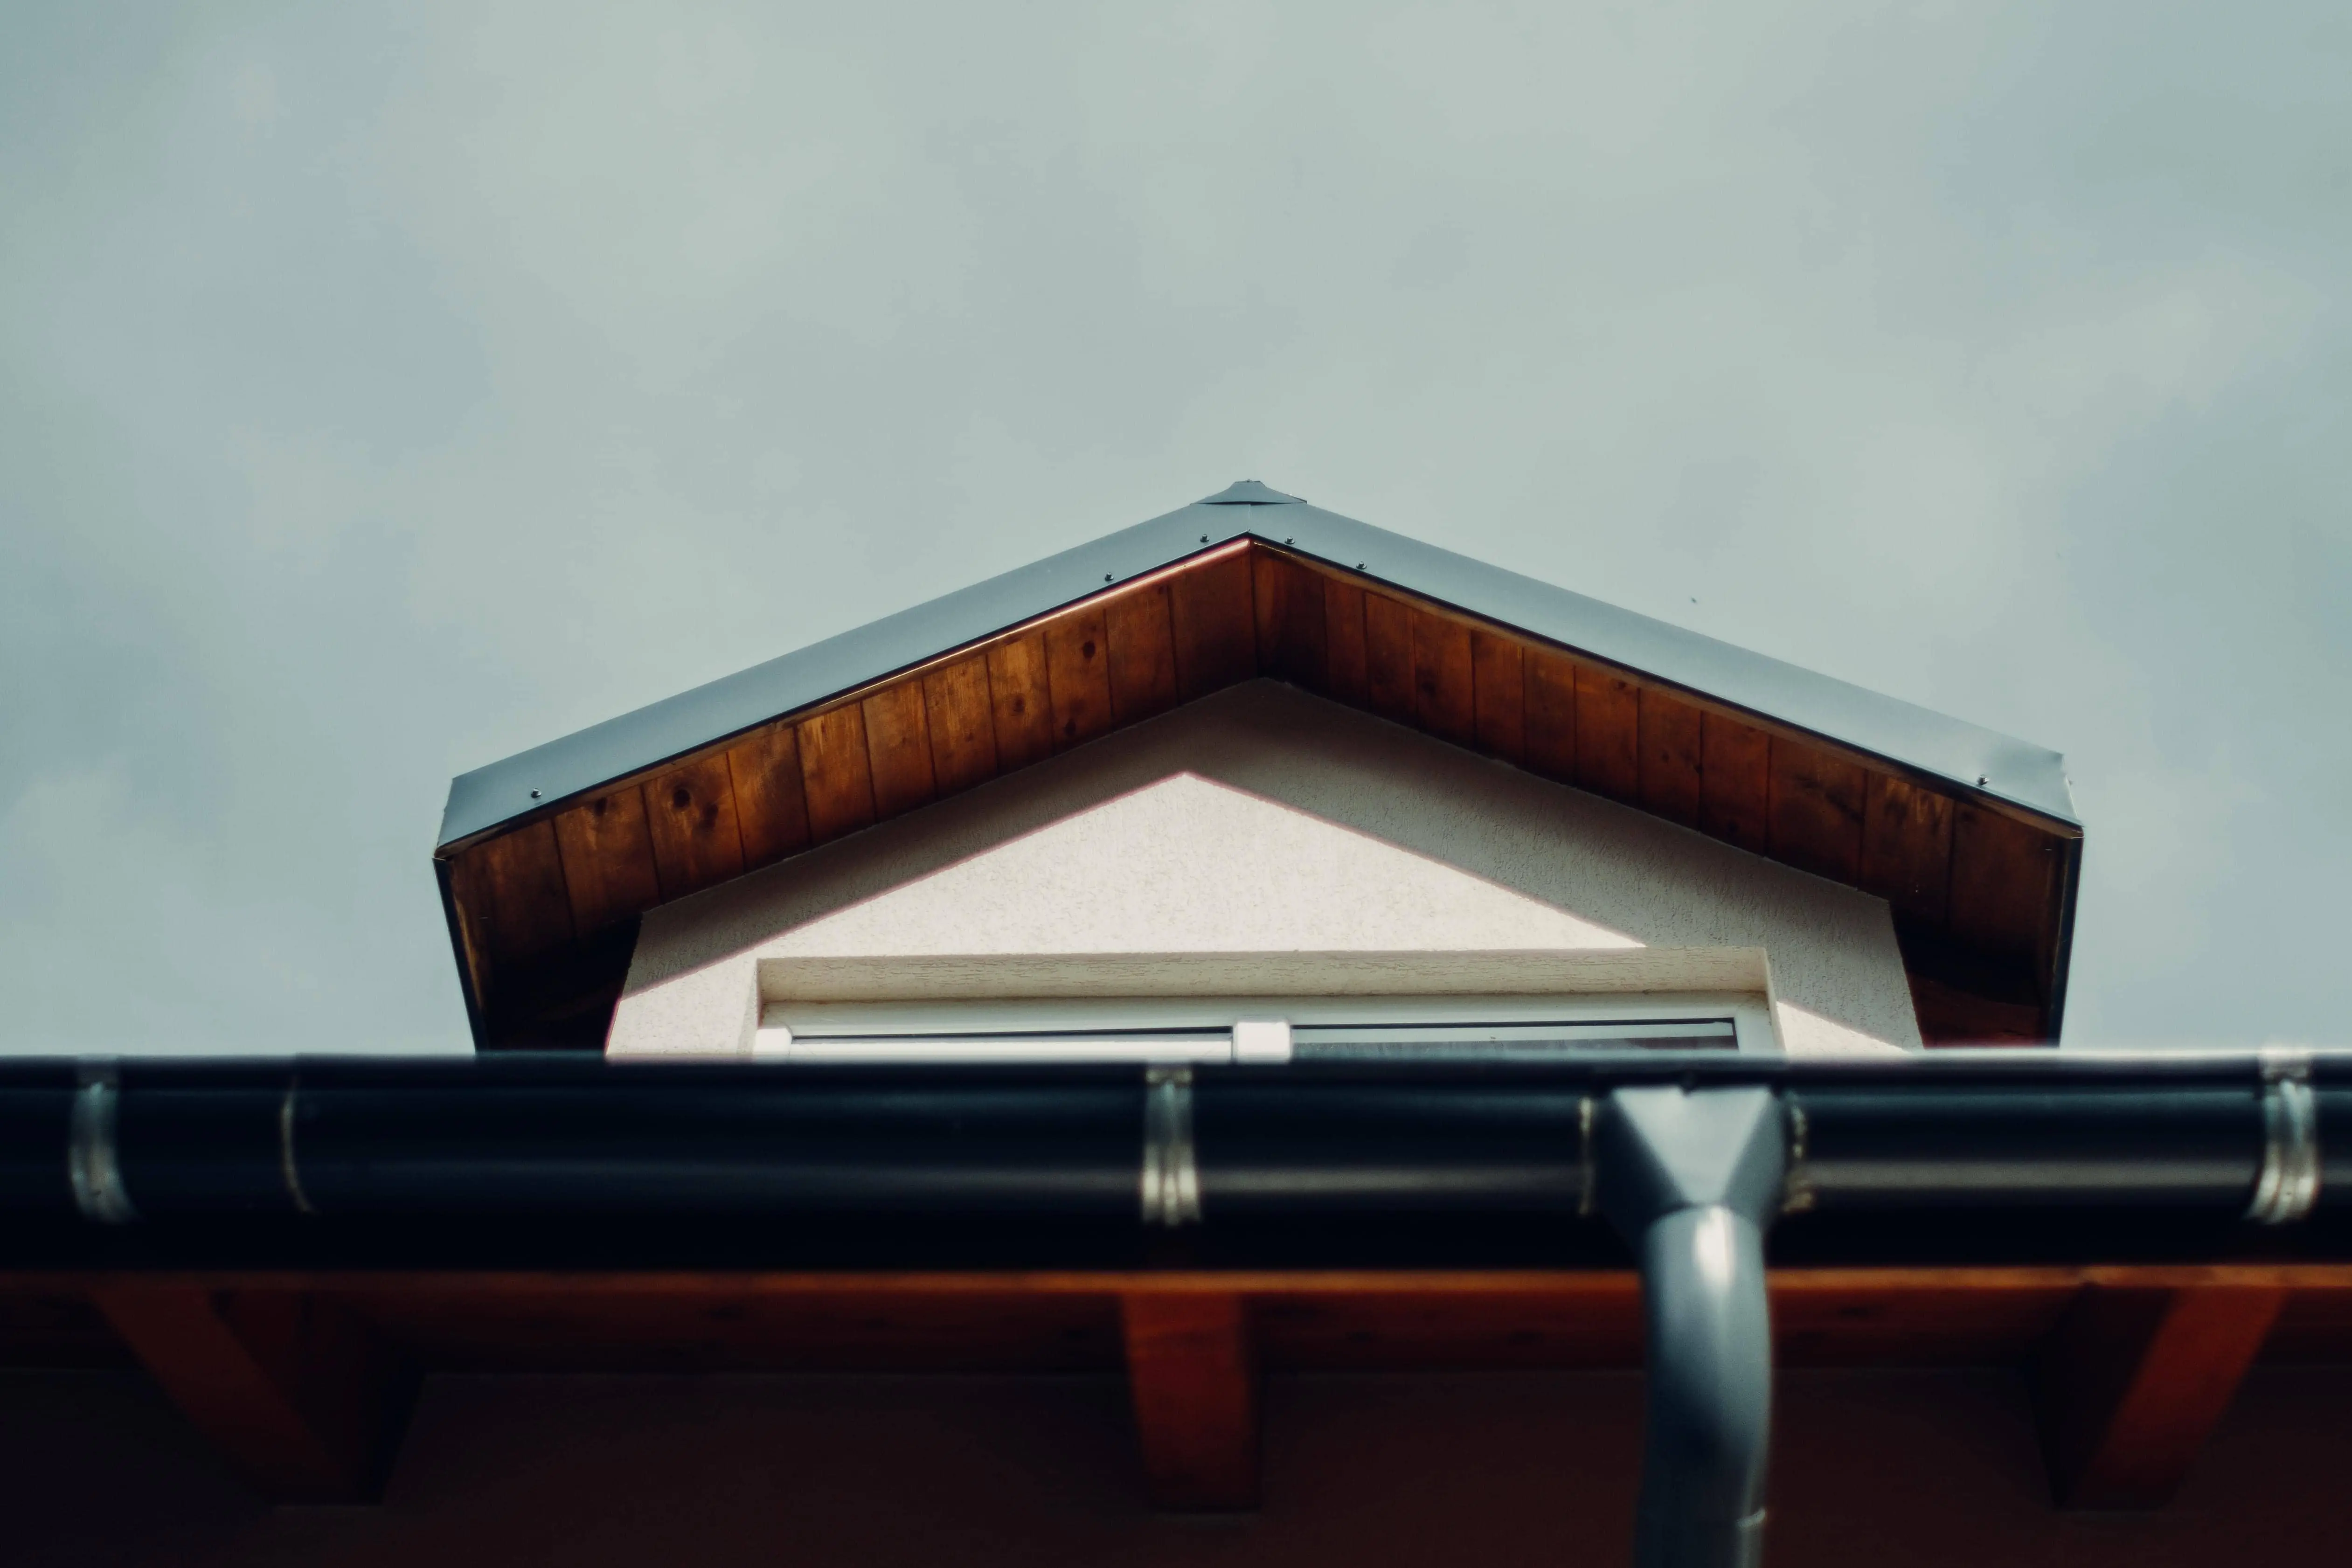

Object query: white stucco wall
[609,681,1920,1058]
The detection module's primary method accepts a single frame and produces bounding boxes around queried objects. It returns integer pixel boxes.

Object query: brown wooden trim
[1252,548,1327,693]
[441,541,2077,868]
[2033,1282,2285,1508]
[90,1285,414,1502]
[921,656,1000,797]
[1252,550,2081,842]
[861,681,938,822]
[1575,665,1640,803]
[447,538,2086,1050]
[1470,630,1526,763]
[1637,688,1704,829]
[1363,592,1415,722]
[1861,772,1955,924]
[1951,803,2059,960]
[1167,541,1257,701]
[551,787,661,934]
[797,706,878,843]
[1322,577,1369,707]
[644,755,747,900]
[1769,737,1866,883]
[726,723,812,869]
[1523,647,1577,784]
[35,1263,2352,1298]
[457,820,576,971]
[1409,608,1475,746]
[1699,712,1771,853]
[985,632,1055,772]
[1044,606,1113,752]
[1106,579,1180,726]
[1120,1291,1259,1510]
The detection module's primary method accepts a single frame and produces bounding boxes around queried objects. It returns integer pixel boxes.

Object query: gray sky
[3,2,2345,1053]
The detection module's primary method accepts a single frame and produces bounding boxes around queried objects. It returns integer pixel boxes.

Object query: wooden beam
[91,1285,414,1502]
[1119,1290,1260,1511]
[2033,1281,2283,1508]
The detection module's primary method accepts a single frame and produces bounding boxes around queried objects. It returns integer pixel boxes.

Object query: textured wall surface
[610,682,1919,1057]
[3,1364,2347,1568]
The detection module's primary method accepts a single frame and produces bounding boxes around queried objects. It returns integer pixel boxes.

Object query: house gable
[438,491,2076,1050]
[611,684,1920,1060]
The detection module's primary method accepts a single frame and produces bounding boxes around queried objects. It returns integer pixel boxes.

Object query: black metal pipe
[1791,1084,2263,1208]
[0,1051,2336,1226]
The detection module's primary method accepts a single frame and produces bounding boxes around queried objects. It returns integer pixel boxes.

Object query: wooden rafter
[90,1285,414,1502]
[1119,1290,1260,1511]
[2033,1281,2285,1508]
[35,1265,2348,1510]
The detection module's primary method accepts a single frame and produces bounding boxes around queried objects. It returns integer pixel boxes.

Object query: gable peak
[1200,479,1304,506]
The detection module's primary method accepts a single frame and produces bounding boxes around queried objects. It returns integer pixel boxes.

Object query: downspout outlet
[1596,1085,1789,1568]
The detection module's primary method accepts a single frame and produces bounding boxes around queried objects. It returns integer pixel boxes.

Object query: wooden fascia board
[1260,541,2079,844]
[432,538,1259,865]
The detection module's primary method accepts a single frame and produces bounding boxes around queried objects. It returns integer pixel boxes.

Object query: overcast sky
[3,3,2345,1053]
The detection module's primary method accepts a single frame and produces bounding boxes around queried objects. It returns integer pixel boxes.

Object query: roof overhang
[435,487,2081,1049]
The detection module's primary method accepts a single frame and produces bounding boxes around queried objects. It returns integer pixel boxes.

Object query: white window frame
[757,990,1778,1062]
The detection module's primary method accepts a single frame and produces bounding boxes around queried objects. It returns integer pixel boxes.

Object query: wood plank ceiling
[439,540,2077,1049]
[11,1265,2345,1510]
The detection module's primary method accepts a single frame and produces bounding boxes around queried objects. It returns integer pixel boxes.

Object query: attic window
[756,996,1769,1062]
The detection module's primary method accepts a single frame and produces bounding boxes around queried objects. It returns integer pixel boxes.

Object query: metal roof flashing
[1200,479,1305,506]
[437,489,2077,852]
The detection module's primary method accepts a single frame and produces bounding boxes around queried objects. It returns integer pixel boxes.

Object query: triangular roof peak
[436,488,2080,1050]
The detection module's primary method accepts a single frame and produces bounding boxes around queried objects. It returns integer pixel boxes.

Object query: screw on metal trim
[1104,573,1113,583]
[1200,534,1208,543]
[529,789,542,799]
[1976,775,1988,786]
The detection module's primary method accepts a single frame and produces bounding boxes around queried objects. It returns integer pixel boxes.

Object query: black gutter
[4,1049,2332,1568]
[2,1050,2334,1237]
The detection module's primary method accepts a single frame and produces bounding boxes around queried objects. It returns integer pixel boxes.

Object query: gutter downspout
[1595,1086,1789,1568]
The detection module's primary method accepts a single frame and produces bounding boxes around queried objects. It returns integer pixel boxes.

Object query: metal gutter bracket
[2247,1048,2320,1225]
[68,1063,137,1226]
[1142,1067,1202,1227]
[1596,1085,1788,1568]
